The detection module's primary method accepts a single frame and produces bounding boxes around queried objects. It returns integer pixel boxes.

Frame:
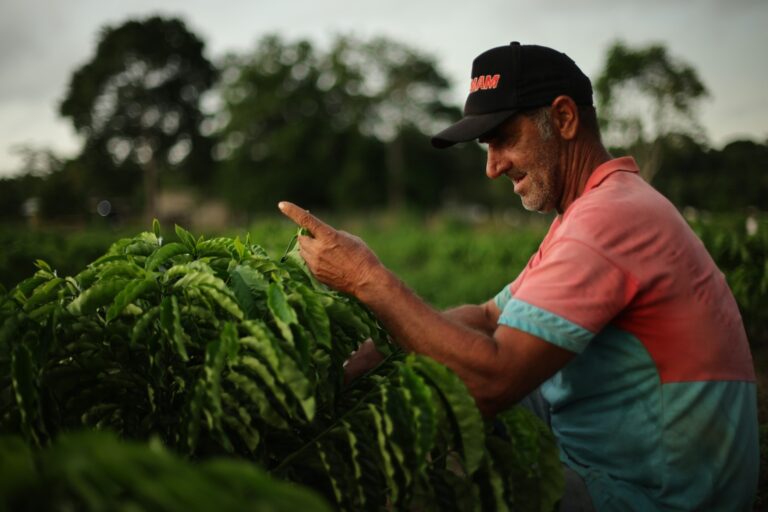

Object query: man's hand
[343,339,385,384]
[278,201,383,297]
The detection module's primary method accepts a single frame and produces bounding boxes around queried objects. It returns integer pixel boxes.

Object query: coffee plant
[0,430,331,512]
[0,222,563,511]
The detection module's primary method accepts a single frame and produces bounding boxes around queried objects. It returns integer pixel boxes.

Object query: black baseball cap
[431,42,593,148]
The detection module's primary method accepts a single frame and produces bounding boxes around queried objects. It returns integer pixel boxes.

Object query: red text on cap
[470,74,501,93]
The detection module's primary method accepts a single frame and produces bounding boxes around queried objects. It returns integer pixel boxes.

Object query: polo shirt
[494,157,758,510]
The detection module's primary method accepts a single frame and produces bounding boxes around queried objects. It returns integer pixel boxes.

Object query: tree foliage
[59,16,217,220]
[213,34,486,213]
[652,136,768,211]
[0,224,563,510]
[595,41,708,181]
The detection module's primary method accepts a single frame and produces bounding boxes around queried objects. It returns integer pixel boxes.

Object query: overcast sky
[0,0,766,176]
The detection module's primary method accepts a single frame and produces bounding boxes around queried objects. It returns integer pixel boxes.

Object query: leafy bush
[0,431,331,512]
[0,226,119,290]
[690,214,768,346]
[0,222,563,511]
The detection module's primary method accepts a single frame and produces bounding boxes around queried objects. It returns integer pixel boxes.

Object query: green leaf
[336,420,366,508]
[179,304,220,328]
[295,283,331,348]
[474,457,510,512]
[14,275,48,300]
[67,279,128,316]
[326,299,372,340]
[397,363,437,472]
[197,238,233,258]
[145,242,190,271]
[97,261,144,281]
[152,218,161,239]
[23,277,63,312]
[233,236,245,260]
[221,390,261,453]
[11,343,42,446]
[367,403,400,504]
[27,303,58,321]
[239,321,315,422]
[226,371,288,429]
[124,240,158,257]
[172,270,244,320]
[280,231,300,262]
[229,265,269,319]
[201,285,244,321]
[196,323,239,452]
[491,407,564,511]
[33,259,53,273]
[172,268,226,289]
[131,305,161,346]
[106,278,157,322]
[409,354,485,475]
[315,439,350,508]
[267,282,297,343]
[236,355,295,421]
[381,385,411,493]
[160,295,190,361]
[175,224,197,250]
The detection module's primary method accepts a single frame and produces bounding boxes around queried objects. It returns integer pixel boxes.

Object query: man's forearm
[443,304,498,336]
[343,304,494,385]
[357,266,503,400]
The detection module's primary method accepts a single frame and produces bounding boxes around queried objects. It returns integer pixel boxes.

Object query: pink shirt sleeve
[512,237,639,336]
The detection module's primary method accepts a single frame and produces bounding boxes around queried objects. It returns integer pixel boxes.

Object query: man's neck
[557,138,612,214]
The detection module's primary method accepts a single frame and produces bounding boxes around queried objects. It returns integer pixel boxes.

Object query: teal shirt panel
[493,290,759,510]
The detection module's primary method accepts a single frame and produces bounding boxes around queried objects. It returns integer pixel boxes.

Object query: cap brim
[431,110,519,149]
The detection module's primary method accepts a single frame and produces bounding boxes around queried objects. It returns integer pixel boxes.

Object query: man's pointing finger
[278,201,334,236]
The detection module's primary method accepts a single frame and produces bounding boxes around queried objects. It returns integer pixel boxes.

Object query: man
[279,42,758,510]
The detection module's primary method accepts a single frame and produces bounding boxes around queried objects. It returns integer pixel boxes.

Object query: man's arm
[344,300,501,383]
[279,202,574,416]
[443,300,501,336]
[358,265,573,415]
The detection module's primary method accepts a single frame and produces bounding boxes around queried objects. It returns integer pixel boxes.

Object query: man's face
[480,112,562,213]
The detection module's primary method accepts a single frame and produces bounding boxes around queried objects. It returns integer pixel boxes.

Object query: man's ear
[551,95,579,140]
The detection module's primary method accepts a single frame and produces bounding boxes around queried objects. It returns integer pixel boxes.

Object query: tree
[213,35,376,212]
[213,34,476,213]
[652,136,768,211]
[595,41,708,182]
[60,16,217,222]
[338,36,458,209]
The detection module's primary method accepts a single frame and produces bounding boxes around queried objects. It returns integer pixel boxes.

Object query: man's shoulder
[554,172,686,256]
[572,169,676,220]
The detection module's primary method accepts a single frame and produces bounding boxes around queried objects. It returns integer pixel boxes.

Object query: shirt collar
[582,156,640,194]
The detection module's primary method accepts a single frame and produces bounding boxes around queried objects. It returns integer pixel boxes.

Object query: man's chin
[520,197,543,212]
[521,200,555,214]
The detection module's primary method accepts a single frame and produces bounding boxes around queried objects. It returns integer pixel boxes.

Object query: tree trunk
[386,135,405,211]
[639,138,664,184]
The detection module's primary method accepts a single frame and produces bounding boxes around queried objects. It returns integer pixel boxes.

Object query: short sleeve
[493,284,512,311]
[498,238,638,353]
